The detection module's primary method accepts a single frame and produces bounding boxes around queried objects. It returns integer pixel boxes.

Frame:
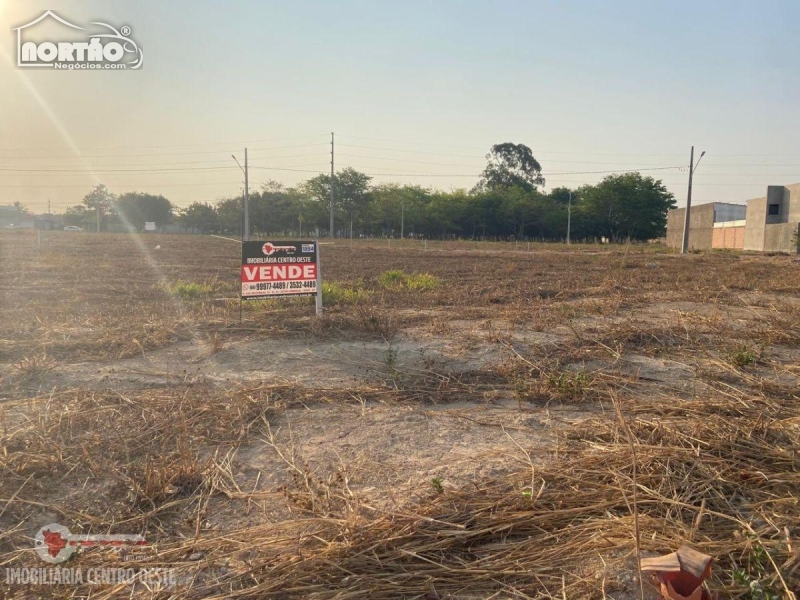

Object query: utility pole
[96,204,100,233]
[681,146,695,254]
[48,199,51,215]
[232,151,249,241]
[400,201,405,239]
[681,146,706,254]
[244,147,249,241]
[567,191,572,244]
[329,132,335,238]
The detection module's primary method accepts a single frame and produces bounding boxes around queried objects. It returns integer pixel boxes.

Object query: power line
[339,152,700,168]
[0,166,237,173]
[0,154,328,169]
[336,135,690,157]
[338,143,485,159]
[0,143,329,160]
[0,181,244,189]
[339,165,684,177]
[0,134,329,153]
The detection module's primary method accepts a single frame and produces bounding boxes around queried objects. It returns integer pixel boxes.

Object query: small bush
[547,370,592,400]
[377,270,406,289]
[729,344,757,367]
[378,270,440,291]
[405,273,440,291]
[322,281,372,305]
[170,281,214,299]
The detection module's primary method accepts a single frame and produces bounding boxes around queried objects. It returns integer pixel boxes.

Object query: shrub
[377,270,440,291]
[322,281,372,305]
[377,269,406,289]
[170,281,214,299]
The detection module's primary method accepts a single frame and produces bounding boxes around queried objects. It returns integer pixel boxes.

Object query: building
[666,202,746,250]
[743,184,800,252]
[666,184,800,253]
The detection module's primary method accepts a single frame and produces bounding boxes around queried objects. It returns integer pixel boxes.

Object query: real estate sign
[241,241,319,300]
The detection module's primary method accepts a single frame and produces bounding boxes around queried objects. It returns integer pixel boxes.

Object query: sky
[1,0,799,214]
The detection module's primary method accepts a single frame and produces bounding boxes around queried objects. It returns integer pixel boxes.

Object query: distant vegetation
[62,143,676,242]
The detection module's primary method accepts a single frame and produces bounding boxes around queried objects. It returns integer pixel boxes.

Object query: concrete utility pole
[567,191,572,244]
[681,146,706,254]
[329,132,335,238]
[244,148,249,241]
[231,150,250,241]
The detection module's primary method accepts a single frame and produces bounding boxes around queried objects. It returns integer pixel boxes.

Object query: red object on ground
[640,546,714,600]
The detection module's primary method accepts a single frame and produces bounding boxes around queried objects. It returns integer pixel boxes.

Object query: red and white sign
[241,240,318,299]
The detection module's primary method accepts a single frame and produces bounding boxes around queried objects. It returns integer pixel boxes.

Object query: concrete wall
[763,222,800,253]
[744,196,767,251]
[666,203,715,250]
[665,208,684,249]
[786,183,800,223]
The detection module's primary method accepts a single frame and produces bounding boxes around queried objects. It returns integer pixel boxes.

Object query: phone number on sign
[244,281,317,292]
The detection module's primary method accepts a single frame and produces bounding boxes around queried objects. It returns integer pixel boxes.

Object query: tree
[335,167,372,237]
[295,168,372,237]
[249,181,302,235]
[578,173,676,241]
[63,205,93,228]
[81,184,115,231]
[216,197,244,235]
[499,187,542,239]
[115,192,173,231]
[179,202,219,233]
[477,143,545,192]
[370,184,431,237]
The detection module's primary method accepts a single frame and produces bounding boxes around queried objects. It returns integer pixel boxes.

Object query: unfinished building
[666,183,800,253]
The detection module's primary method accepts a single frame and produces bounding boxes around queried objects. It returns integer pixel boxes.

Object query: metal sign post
[315,243,323,316]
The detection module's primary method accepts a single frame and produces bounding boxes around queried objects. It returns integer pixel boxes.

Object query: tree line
[63,143,677,242]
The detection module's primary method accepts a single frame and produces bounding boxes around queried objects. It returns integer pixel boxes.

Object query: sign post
[241,241,321,314]
[315,244,323,316]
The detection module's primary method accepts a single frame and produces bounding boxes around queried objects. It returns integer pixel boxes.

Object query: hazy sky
[2,0,799,213]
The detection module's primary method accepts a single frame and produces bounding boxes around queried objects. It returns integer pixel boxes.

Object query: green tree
[12,201,29,214]
[216,197,244,235]
[63,205,93,228]
[296,168,372,237]
[477,143,545,192]
[578,173,676,241]
[81,184,115,231]
[249,181,302,235]
[114,192,173,231]
[426,190,468,238]
[179,202,219,233]
[370,184,431,237]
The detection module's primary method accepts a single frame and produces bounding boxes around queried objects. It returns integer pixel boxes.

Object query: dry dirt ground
[0,231,799,599]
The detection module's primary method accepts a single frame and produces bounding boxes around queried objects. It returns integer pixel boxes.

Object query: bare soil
[1,231,798,599]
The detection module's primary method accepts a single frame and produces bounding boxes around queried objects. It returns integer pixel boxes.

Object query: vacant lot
[1,231,798,599]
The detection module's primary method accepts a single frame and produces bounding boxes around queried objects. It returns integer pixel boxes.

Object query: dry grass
[1,232,799,598]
